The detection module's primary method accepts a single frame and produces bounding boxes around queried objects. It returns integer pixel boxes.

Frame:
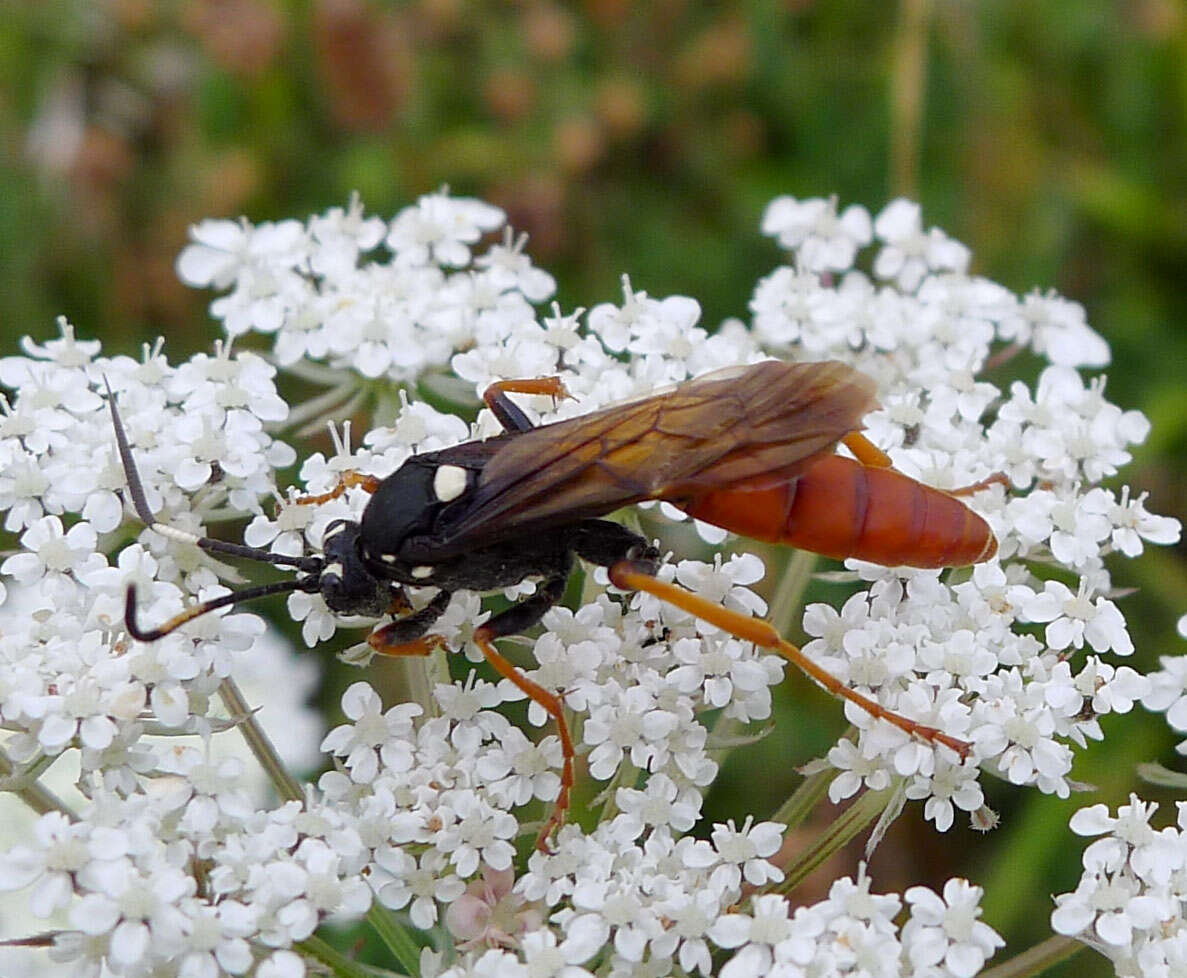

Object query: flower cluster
[177,192,554,382]
[0,190,1176,976]
[713,871,1002,978]
[1141,616,1187,756]
[434,868,1002,978]
[1052,795,1187,976]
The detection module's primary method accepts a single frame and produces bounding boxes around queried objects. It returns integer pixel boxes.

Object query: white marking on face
[411,565,434,579]
[433,465,468,503]
[324,562,344,579]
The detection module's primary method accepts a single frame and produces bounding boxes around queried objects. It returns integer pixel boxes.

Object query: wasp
[109,360,998,843]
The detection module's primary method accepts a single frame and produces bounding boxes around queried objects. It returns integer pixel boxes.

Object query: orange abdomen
[680,454,997,568]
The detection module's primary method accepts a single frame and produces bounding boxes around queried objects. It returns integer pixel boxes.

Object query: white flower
[1104,487,1181,557]
[386,191,505,268]
[1022,579,1134,655]
[902,878,1004,978]
[476,724,563,808]
[519,927,596,978]
[1053,795,1187,966]
[610,774,701,841]
[583,683,679,781]
[710,818,784,888]
[906,760,985,832]
[2,515,97,583]
[873,198,971,291]
[0,813,93,916]
[761,195,872,272]
[433,791,518,878]
[320,682,423,784]
[373,848,465,929]
[0,192,1177,977]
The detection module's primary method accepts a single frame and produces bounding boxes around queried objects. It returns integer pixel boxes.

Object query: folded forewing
[429,360,878,555]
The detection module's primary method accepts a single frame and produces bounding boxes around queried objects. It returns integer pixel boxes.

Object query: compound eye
[433,465,468,503]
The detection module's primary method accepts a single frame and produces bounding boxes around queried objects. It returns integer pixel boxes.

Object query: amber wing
[430,360,878,556]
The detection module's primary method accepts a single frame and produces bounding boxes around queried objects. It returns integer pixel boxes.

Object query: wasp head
[318,519,400,618]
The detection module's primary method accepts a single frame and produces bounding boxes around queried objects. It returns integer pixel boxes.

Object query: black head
[319,520,397,617]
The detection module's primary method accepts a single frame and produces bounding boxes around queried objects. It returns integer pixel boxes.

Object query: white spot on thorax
[433,464,468,502]
[411,565,434,579]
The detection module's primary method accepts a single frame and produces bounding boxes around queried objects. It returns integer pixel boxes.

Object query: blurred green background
[4,0,1187,973]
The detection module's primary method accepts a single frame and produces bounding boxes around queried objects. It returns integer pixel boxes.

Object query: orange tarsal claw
[947,472,1010,498]
[606,560,972,761]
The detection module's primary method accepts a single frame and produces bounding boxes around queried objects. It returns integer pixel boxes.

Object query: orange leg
[607,560,972,761]
[292,470,382,507]
[369,632,449,657]
[370,578,574,850]
[367,591,452,653]
[483,376,573,435]
[472,626,576,851]
[484,376,572,403]
[842,432,894,468]
[386,590,413,618]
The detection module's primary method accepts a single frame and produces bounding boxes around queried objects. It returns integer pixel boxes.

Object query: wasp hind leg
[842,431,894,468]
[606,558,972,761]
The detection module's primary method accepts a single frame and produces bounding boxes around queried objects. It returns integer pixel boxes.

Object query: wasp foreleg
[368,590,454,656]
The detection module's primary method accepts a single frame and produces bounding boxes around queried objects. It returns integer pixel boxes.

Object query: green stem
[403,651,439,721]
[889,0,930,199]
[297,934,402,978]
[366,905,424,977]
[775,787,890,895]
[283,378,363,433]
[219,677,303,803]
[596,756,638,825]
[0,748,76,820]
[979,935,1084,978]
[293,387,372,440]
[768,550,817,639]
[769,759,838,832]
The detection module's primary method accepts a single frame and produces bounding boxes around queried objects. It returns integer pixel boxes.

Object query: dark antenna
[105,380,323,640]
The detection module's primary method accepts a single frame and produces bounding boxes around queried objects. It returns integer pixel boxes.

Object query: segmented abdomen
[679,454,996,568]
